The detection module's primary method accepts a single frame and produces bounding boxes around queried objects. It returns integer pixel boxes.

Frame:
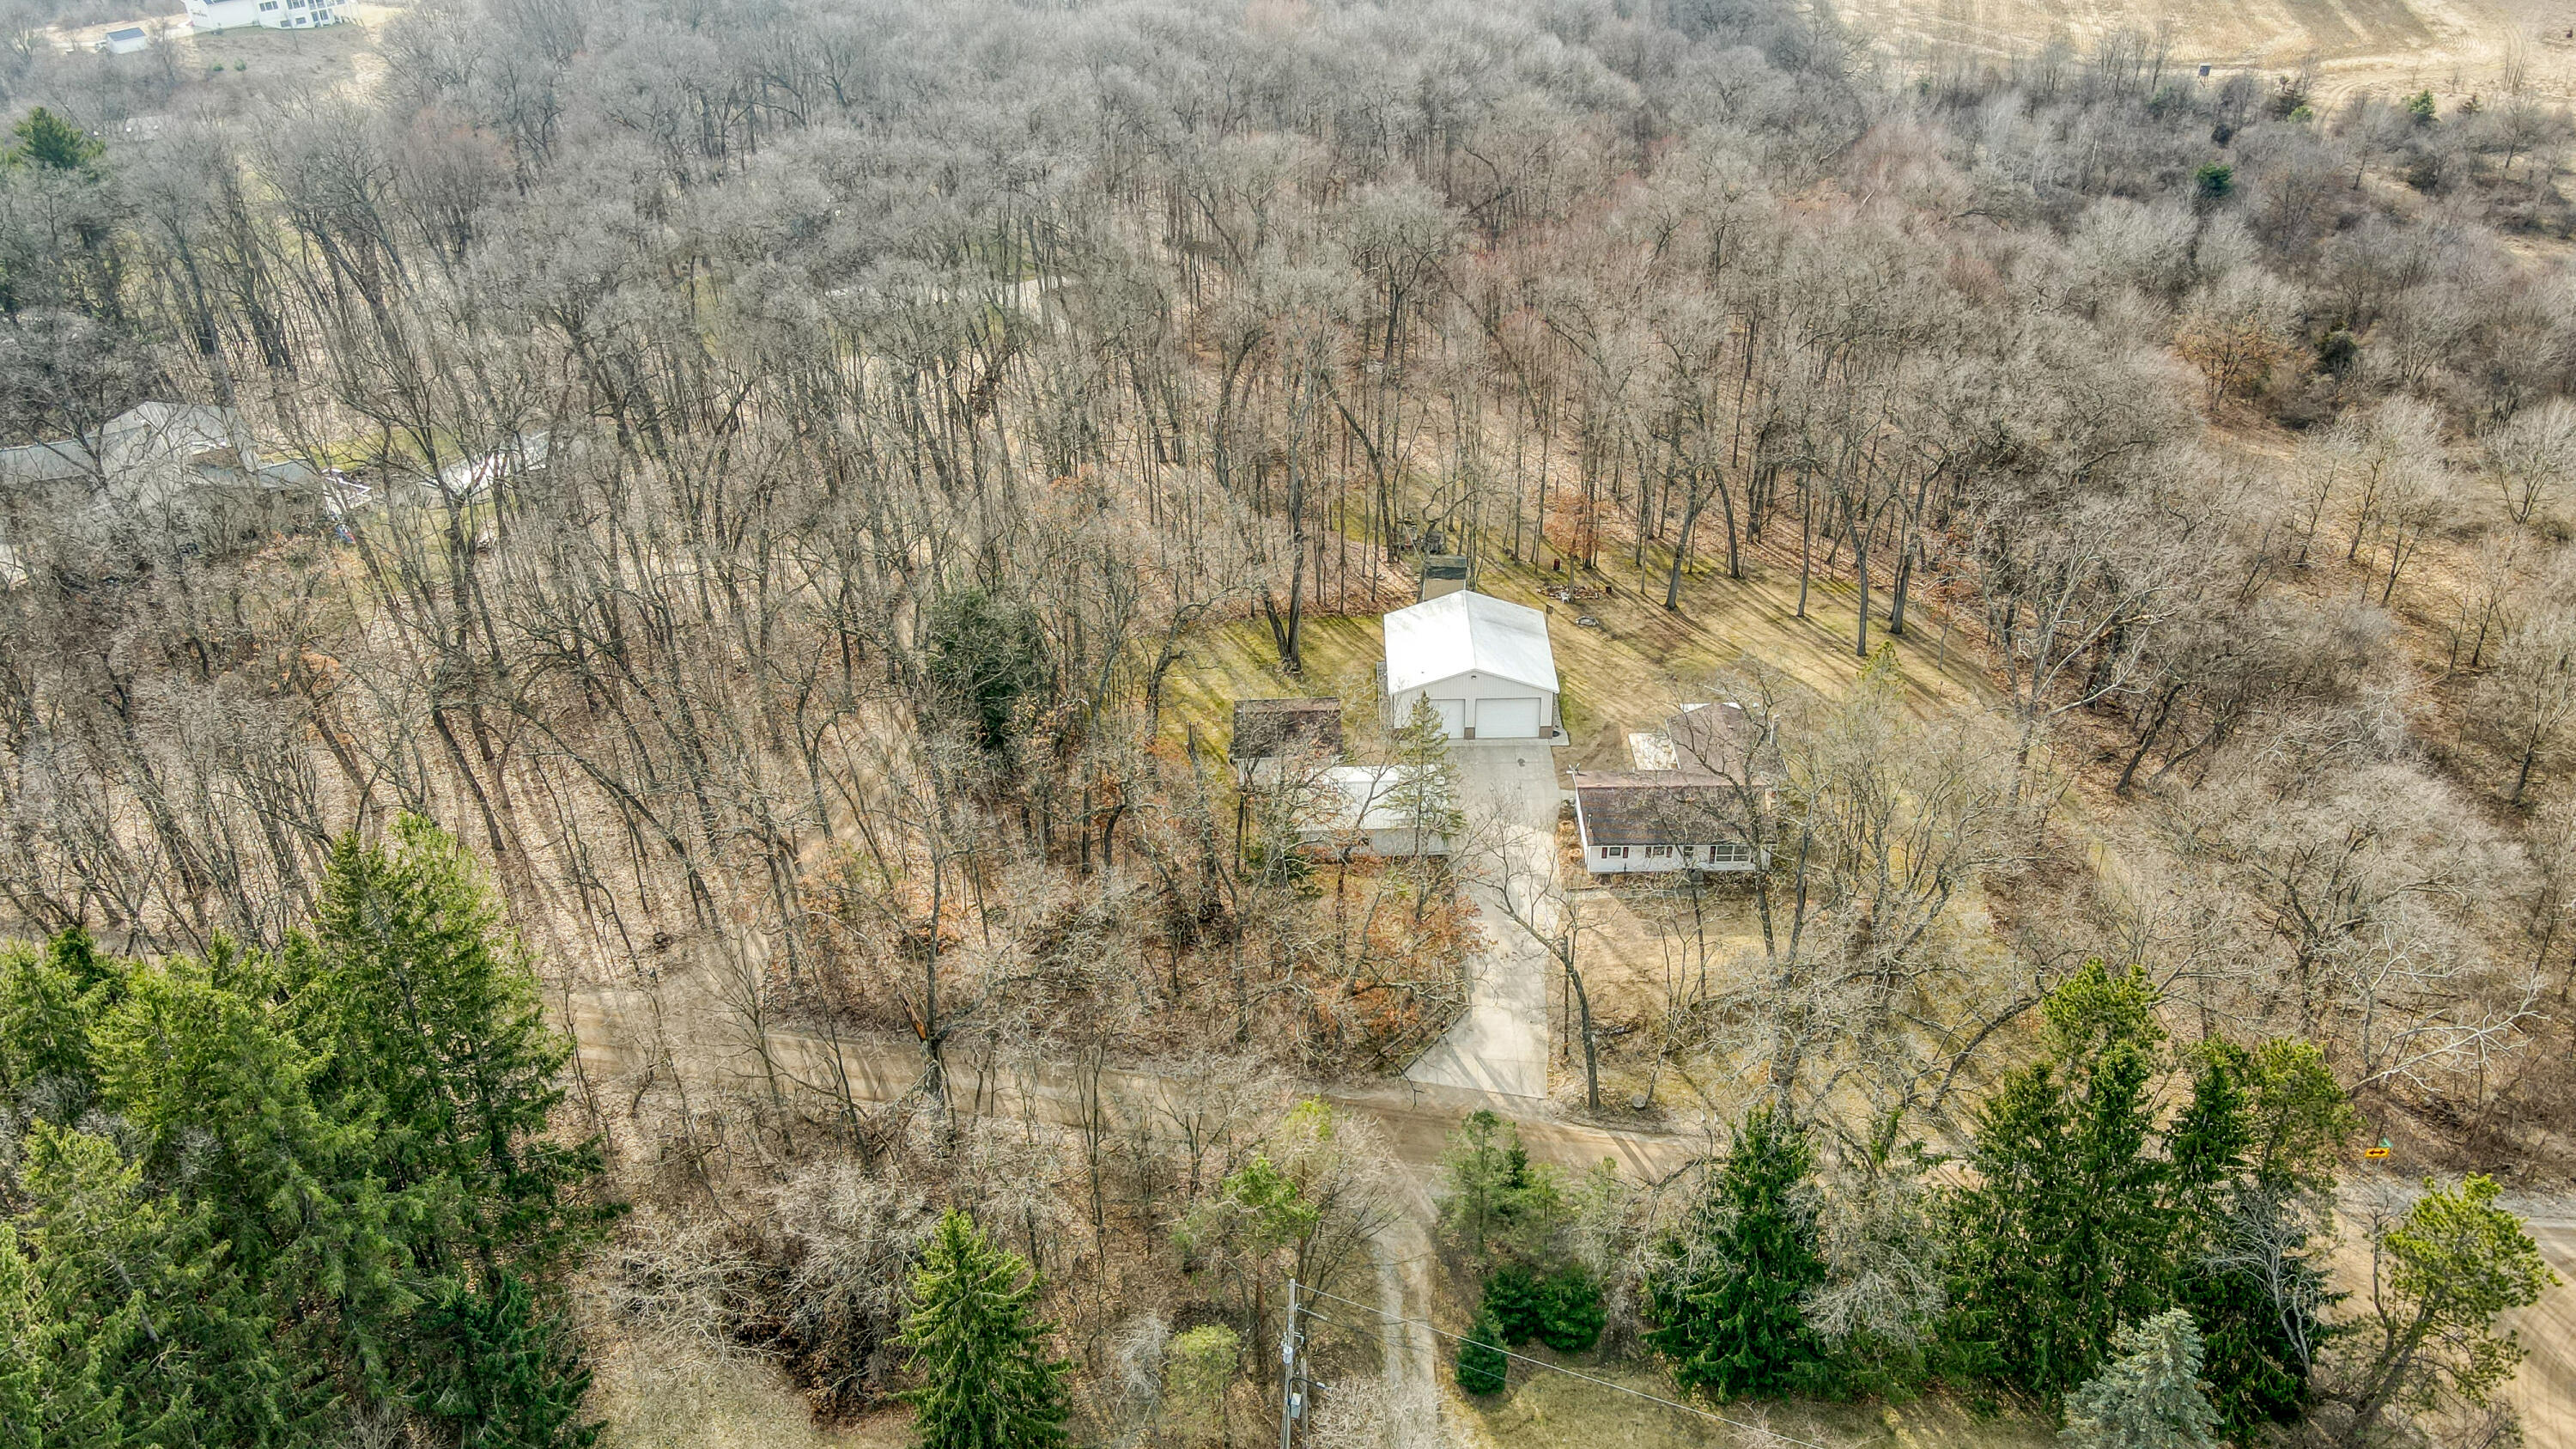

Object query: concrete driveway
[1404,741,1562,1099]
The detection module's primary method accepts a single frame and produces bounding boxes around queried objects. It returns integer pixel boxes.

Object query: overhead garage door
[1431,699,1467,739]
[1478,697,1541,739]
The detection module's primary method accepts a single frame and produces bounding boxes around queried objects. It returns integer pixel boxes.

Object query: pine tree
[1456,1306,1510,1396]
[1436,1111,1567,1269]
[1647,1103,1827,1400]
[898,1209,1072,1449]
[1945,963,2174,1401]
[410,1274,599,1449]
[1484,1263,1546,1344]
[2061,1310,2221,1449]
[1385,695,1465,860]
[295,814,610,1277]
[6,107,102,171]
[1535,1269,1605,1353]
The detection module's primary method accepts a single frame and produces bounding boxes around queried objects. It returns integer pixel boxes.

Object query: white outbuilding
[1380,589,1563,745]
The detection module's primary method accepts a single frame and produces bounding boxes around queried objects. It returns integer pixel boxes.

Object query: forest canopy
[3,0,2575,1442]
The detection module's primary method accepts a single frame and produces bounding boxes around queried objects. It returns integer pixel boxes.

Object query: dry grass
[584,1336,913,1449]
[1163,536,1999,773]
[1458,1361,2057,1449]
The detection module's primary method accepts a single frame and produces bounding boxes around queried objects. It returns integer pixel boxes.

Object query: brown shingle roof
[1568,770,1747,849]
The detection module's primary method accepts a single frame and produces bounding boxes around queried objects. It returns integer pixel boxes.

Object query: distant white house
[1380,590,1564,745]
[185,0,346,33]
[100,25,150,53]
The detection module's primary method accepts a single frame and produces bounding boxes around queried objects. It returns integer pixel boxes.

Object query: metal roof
[1382,589,1557,696]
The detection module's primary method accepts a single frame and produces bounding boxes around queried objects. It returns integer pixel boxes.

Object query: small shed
[101,25,150,53]
[1381,589,1561,744]
[1568,770,1758,875]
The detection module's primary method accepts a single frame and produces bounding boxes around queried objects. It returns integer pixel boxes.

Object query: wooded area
[4,0,2576,1443]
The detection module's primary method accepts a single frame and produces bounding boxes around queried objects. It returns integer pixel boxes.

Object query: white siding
[1478,697,1541,738]
[1583,842,1759,875]
[1388,671,1557,743]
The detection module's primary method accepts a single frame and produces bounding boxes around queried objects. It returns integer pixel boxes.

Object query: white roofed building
[1379,589,1564,746]
[185,0,346,32]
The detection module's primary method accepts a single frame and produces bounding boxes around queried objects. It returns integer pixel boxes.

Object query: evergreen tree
[6,107,102,171]
[2165,1043,2344,1438]
[1944,964,2173,1401]
[2061,1310,2221,1449]
[0,820,611,1448]
[2335,1175,2557,1449]
[1648,1103,1827,1400]
[295,814,611,1279]
[1484,1263,1546,1344]
[1535,1269,1606,1354]
[1436,1111,1566,1269]
[898,1209,1072,1449]
[0,1221,128,1449]
[17,1124,296,1448]
[1455,1306,1510,1396]
[1384,695,1465,860]
[410,1274,599,1449]
[923,588,1051,753]
[0,928,111,1113]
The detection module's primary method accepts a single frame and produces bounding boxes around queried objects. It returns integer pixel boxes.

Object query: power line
[1291,1281,1844,1449]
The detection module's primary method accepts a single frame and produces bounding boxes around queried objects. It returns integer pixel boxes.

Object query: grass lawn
[1163,536,2001,774]
[1461,1361,2056,1449]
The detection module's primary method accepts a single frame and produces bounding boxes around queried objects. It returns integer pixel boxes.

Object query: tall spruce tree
[410,1274,599,1449]
[2060,1310,2222,1449]
[1944,964,2173,1401]
[1648,1103,1827,1400]
[293,813,610,1279]
[0,818,611,1446]
[898,1209,1072,1449]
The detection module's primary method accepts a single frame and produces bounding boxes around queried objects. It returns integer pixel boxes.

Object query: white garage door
[1431,699,1467,739]
[1478,697,1541,739]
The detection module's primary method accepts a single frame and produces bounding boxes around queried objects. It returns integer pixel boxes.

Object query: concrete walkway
[1403,743,1562,1099]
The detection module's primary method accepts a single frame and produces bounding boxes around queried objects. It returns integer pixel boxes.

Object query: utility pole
[1279,1275,1304,1449]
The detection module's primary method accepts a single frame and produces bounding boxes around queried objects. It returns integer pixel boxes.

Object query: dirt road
[2507,1221,2576,1449]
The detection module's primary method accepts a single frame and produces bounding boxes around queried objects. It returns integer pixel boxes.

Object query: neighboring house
[1380,589,1564,744]
[431,432,550,504]
[186,0,347,31]
[1296,764,1453,858]
[100,25,150,52]
[1568,771,1759,875]
[0,402,331,566]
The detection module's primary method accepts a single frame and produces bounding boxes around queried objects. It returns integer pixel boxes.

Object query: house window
[258,2,277,9]
[1601,846,1628,860]
[1644,845,1674,859]
[1708,841,1753,864]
